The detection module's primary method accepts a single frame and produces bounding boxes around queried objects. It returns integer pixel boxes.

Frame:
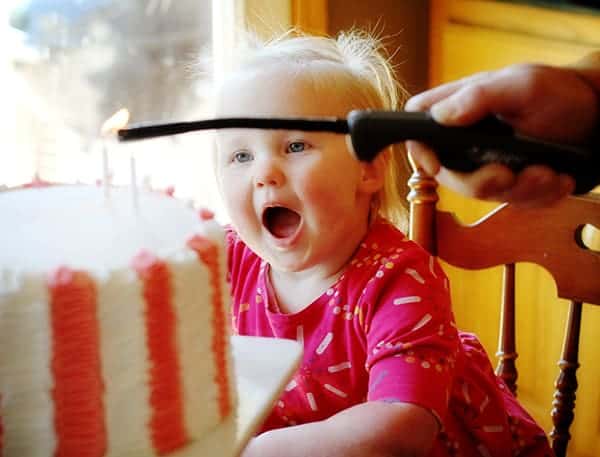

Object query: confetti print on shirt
[462,382,471,404]
[411,313,432,331]
[324,384,348,398]
[482,425,504,433]
[343,305,353,320]
[370,369,388,391]
[429,256,437,278]
[355,305,365,330]
[480,395,490,413]
[372,340,385,355]
[393,296,422,305]
[328,361,351,373]
[306,393,318,411]
[286,378,298,391]
[316,332,333,355]
[477,445,493,457]
[405,268,425,284]
[296,325,304,346]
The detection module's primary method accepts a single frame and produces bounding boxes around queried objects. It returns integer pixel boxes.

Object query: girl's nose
[254,157,285,188]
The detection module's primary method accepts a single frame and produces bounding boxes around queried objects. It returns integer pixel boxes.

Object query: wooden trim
[408,168,439,255]
[291,0,328,35]
[448,0,600,47]
[428,0,451,87]
[551,300,583,457]
[427,0,600,86]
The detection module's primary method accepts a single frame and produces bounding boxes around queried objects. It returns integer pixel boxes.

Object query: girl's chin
[261,243,309,272]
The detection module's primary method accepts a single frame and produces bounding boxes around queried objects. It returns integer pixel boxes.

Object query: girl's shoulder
[359,218,433,264]
[339,218,448,294]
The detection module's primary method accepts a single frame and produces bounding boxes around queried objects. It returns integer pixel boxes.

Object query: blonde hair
[223,29,411,231]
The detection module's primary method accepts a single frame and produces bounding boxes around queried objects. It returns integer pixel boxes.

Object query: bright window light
[0,0,240,219]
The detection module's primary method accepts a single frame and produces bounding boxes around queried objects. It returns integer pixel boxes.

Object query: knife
[117,110,599,194]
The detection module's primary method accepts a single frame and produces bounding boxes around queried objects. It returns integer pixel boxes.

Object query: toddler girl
[213,29,551,457]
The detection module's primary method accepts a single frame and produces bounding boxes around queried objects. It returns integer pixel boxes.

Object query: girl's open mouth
[262,206,302,240]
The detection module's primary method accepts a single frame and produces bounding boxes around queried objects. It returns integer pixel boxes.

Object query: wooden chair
[407,167,600,457]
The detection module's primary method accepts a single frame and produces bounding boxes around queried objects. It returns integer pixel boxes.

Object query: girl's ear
[358,151,386,195]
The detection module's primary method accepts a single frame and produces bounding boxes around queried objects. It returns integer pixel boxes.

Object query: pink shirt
[227,219,550,456]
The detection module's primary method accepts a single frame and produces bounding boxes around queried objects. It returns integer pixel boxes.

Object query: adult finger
[500,167,575,208]
[428,76,524,126]
[434,163,517,201]
[405,81,465,112]
[405,72,492,112]
[406,141,441,176]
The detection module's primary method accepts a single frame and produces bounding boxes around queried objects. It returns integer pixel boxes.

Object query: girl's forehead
[216,64,357,118]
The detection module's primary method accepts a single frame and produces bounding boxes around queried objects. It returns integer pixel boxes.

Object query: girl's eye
[232,150,253,163]
[287,141,306,153]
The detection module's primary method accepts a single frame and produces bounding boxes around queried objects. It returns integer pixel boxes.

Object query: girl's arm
[241,401,439,457]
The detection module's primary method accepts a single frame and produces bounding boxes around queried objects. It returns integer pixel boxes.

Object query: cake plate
[171,335,302,457]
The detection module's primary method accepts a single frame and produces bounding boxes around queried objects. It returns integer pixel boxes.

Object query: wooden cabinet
[429,0,600,84]
[428,2,600,457]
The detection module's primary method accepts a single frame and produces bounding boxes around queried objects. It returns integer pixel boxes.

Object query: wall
[327,0,430,95]
[242,0,430,96]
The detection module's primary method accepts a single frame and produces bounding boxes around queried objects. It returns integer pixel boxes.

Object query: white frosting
[98,269,154,457]
[0,277,56,457]
[0,186,203,275]
[171,253,219,438]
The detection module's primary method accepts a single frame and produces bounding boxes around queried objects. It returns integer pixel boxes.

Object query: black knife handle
[347,110,599,194]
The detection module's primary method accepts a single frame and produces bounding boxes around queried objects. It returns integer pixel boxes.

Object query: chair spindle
[495,263,518,395]
[550,300,582,457]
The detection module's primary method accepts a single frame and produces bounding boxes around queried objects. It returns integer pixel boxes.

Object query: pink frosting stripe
[187,235,232,419]
[133,251,188,454]
[48,267,106,457]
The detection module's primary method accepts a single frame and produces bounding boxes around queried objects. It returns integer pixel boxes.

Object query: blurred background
[0,0,219,208]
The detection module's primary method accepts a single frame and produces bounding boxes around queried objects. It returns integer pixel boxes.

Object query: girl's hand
[405,56,600,207]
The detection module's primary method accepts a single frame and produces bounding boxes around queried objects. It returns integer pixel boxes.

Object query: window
[0,0,251,218]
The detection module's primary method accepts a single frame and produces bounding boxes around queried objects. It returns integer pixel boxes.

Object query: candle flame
[101,108,130,136]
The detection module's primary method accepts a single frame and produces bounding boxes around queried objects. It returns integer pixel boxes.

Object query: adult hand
[405,56,600,207]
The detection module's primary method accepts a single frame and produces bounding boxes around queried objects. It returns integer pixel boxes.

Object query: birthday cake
[0,185,237,457]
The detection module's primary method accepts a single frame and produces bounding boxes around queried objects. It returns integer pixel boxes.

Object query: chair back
[407,167,600,457]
